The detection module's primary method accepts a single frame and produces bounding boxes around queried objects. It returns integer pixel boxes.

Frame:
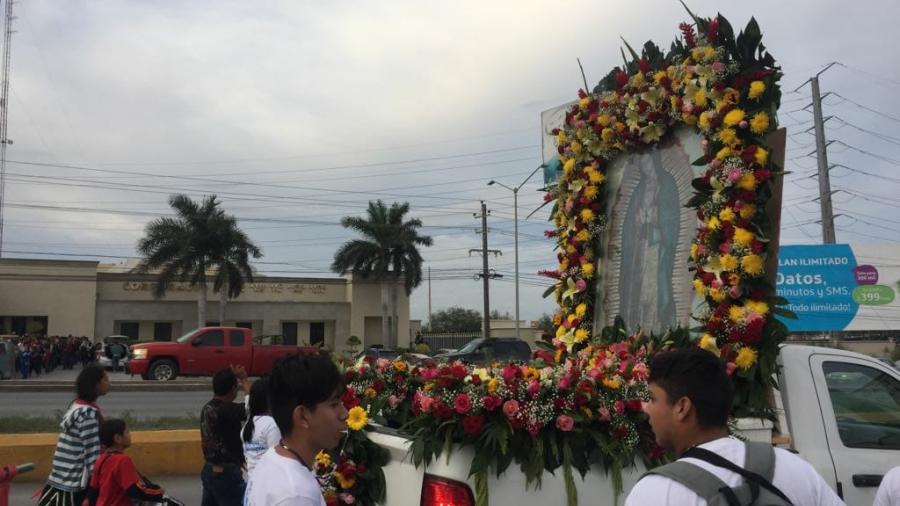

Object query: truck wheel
[148,359,178,381]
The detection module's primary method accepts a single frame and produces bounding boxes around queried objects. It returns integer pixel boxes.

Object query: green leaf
[773,307,798,320]
[562,441,578,506]
[692,155,709,167]
[474,470,489,506]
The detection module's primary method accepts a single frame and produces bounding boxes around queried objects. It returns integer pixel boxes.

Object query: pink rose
[527,421,542,436]
[527,379,541,398]
[339,493,355,504]
[576,279,587,292]
[598,407,611,422]
[725,362,737,376]
[712,61,725,73]
[727,168,743,183]
[502,400,520,419]
[556,415,575,432]
[614,400,626,415]
[454,393,472,414]
[709,158,722,169]
[388,395,400,408]
[729,285,742,299]
[418,394,433,413]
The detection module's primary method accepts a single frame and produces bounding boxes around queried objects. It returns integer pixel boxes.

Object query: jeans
[201,462,246,506]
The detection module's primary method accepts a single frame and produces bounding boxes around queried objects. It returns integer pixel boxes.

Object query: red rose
[556,415,575,432]
[454,393,473,414]
[614,400,625,415]
[341,387,360,410]
[742,145,758,164]
[450,363,468,379]
[502,364,520,384]
[744,318,766,344]
[615,71,629,89]
[463,415,485,436]
[470,374,482,386]
[626,400,643,412]
[639,58,651,74]
[755,168,771,182]
[729,329,743,342]
[433,400,453,419]
[751,240,766,254]
[482,395,502,412]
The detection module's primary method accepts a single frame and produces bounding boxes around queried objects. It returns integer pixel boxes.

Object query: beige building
[0,258,411,352]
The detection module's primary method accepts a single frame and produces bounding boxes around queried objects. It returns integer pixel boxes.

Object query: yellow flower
[741,254,765,276]
[737,173,758,191]
[601,128,615,142]
[748,80,766,100]
[424,381,434,392]
[653,70,668,85]
[583,185,599,200]
[729,305,745,323]
[364,387,377,399]
[575,229,590,243]
[557,131,567,144]
[735,346,758,370]
[563,158,575,174]
[706,217,721,230]
[718,128,739,146]
[745,300,770,316]
[694,89,708,108]
[316,451,332,468]
[691,46,707,61]
[710,288,726,302]
[579,97,591,109]
[755,147,769,165]
[723,108,745,127]
[487,378,499,394]
[565,244,576,254]
[602,377,621,390]
[720,254,739,271]
[580,208,595,222]
[690,243,700,261]
[750,112,770,134]
[559,258,570,271]
[719,207,736,222]
[699,334,719,355]
[631,72,645,87]
[597,113,611,126]
[567,314,577,325]
[571,141,583,154]
[739,203,757,220]
[581,262,595,278]
[614,121,626,133]
[347,406,369,431]
[727,273,741,286]
[716,146,732,160]
[693,278,706,296]
[704,46,717,61]
[733,227,755,247]
[575,303,587,317]
[556,325,567,338]
[698,112,711,131]
[393,360,407,372]
[581,406,593,420]
[574,329,589,342]
[334,470,356,489]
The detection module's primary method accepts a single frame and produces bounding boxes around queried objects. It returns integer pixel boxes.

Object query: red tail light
[420,474,475,506]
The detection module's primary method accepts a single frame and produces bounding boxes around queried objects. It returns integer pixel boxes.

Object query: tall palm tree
[332,200,432,349]
[135,194,262,327]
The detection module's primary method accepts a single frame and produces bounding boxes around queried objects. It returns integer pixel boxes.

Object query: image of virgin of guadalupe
[618,147,680,332]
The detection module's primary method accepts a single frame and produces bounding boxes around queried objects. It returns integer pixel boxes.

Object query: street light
[487,163,545,340]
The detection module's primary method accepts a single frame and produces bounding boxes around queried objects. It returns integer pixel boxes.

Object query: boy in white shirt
[625,348,846,506]
[244,353,348,506]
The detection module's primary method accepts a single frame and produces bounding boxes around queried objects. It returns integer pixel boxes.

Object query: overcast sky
[3,0,900,324]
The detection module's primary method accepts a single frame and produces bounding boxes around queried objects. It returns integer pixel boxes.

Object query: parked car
[357,348,432,365]
[127,326,320,381]
[432,337,531,364]
[372,344,900,506]
[97,335,132,371]
[0,338,17,379]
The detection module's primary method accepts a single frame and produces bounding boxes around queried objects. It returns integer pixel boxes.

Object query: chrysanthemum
[347,406,369,431]
[735,346,758,370]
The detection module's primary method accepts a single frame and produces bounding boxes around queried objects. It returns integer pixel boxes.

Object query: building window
[236,321,253,330]
[153,322,173,342]
[281,322,298,346]
[310,322,325,347]
[205,321,220,327]
[120,322,139,340]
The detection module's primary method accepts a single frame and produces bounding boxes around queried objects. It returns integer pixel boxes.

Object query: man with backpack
[625,348,846,506]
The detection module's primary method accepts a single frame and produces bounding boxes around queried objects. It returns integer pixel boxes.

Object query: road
[9,475,203,504]
[0,390,213,418]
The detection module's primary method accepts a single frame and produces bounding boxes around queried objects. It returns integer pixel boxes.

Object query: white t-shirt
[875,466,900,506]
[625,437,846,506]
[241,415,282,473]
[244,447,325,506]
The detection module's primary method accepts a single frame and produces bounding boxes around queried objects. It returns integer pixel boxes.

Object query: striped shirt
[46,401,102,492]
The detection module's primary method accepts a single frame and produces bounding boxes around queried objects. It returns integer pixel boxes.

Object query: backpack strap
[683,446,794,505]
[742,442,775,483]
[643,461,736,503]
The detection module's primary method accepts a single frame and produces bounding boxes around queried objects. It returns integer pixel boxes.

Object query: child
[241,377,281,474]
[87,418,183,506]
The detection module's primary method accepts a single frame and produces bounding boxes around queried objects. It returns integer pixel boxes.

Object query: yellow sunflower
[347,406,368,431]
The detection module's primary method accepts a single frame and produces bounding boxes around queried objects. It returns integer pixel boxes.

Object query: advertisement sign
[776,244,900,332]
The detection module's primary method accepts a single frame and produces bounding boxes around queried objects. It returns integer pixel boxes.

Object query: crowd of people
[7,335,100,378]
[30,351,900,506]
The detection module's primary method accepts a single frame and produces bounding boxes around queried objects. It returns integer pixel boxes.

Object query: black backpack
[641,442,794,506]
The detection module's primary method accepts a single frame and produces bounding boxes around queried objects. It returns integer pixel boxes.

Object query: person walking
[200,366,250,506]
[626,348,846,506]
[38,364,110,506]
[241,377,281,475]
[244,353,348,506]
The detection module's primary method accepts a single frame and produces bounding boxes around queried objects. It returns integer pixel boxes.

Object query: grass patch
[0,411,200,433]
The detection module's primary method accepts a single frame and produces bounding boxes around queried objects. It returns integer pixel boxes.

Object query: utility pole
[798,62,838,244]
[427,266,432,327]
[0,0,15,258]
[471,202,501,339]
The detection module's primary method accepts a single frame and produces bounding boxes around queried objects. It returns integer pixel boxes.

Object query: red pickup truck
[127,327,319,381]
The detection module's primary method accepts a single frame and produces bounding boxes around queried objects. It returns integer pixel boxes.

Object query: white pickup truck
[369,345,900,506]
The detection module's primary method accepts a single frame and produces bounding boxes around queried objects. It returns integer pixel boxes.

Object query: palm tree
[135,194,262,327]
[331,200,432,349]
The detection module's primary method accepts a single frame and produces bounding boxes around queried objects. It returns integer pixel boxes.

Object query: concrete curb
[0,430,204,482]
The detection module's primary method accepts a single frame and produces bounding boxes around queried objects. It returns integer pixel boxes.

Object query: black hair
[212,368,238,396]
[99,418,127,447]
[649,348,734,428]
[268,352,344,436]
[76,364,107,402]
[243,377,270,443]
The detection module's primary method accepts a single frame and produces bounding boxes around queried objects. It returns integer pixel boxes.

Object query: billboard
[776,244,900,332]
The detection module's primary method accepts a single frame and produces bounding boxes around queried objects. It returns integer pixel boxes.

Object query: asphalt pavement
[0,388,213,418]
[9,475,203,504]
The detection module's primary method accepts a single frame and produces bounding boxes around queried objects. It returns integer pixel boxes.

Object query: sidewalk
[9,475,203,504]
[0,366,210,392]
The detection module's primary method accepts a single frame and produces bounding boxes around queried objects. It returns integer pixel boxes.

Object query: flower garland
[543,12,787,415]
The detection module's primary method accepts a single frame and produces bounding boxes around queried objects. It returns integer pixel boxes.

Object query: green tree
[135,194,262,327]
[331,200,433,349]
[425,306,483,333]
[489,309,512,320]
[535,313,555,334]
